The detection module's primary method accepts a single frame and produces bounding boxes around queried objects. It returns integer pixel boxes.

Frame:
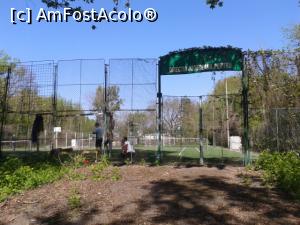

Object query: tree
[162,97,198,138]
[206,0,223,9]
[39,0,221,11]
[205,0,300,9]
[285,24,300,77]
[0,51,12,66]
[92,86,123,113]
[40,0,300,11]
[242,50,300,151]
[181,97,198,138]
[38,0,300,19]
[201,76,242,146]
[285,24,300,51]
[162,98,181,136]
[41,0,129,11]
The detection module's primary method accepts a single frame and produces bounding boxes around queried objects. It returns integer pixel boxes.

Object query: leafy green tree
[205,0,300,9]
[206,0,223,9]
[38,0,224,11]
[181,97,198,138]
[162,97,198,138]
[286,24,300,50]
[93,86,123,112]
[163,98,180,136]
[0,51,12,66]
[285,24,300,77]
[40,0,300,11]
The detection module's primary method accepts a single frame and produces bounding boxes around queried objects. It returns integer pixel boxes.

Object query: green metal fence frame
[157,48,250,166]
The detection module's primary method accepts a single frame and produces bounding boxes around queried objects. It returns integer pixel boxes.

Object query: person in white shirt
[121,137,135,161]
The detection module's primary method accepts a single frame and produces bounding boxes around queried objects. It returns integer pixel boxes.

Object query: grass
[0,152,69,202]
[0,152,125,203]
[132,145,249,165]
[2,144,252,166]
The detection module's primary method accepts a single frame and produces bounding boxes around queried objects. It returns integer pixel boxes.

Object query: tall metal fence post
[0,66,11,156]
[242,56,250,166]
[104,63,109,156]
[52,64,58,150]
[199,96,204,165]
[157,63,162,163]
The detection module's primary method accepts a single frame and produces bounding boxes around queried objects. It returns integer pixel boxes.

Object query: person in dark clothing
[121,136,128,160]
[31,114,44,152]
[104,112,115,157]
[93,122,104,154]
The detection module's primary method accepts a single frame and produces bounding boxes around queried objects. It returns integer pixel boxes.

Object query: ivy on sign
[159,47,243,75]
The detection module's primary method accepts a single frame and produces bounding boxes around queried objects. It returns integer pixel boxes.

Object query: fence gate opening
[158,47,249,165]
[162,93,243,165]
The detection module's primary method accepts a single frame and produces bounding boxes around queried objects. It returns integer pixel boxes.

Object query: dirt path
[0,165,299,225]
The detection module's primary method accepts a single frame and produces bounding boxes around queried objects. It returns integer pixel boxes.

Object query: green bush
[111,167,122,181]
[89,156,111,180]
[0,154,122,202]
[68,188,81,209]
[0,156,68,202]
[255,150,300,198]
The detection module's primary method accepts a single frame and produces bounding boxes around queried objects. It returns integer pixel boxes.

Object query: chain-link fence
[107,59,157,161]
[0,65,10,152]
[0,52,298,163]
[246,50,300,153]
[55,59,105,150]
[0,59,158,154]
[162,94,243,164]
[250,108,300,152]
[1,62,55,151]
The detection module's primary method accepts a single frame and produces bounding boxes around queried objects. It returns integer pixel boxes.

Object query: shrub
[0,156,68,202]
[255,150,300,199]
[111,167,122,181]
[89,156,111,180]
[68,188,81,209]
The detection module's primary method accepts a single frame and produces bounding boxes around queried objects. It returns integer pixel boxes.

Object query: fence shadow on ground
[108,175,300,225]
[34,204,100,225]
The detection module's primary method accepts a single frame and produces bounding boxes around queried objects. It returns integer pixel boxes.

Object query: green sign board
[159,47,243,75]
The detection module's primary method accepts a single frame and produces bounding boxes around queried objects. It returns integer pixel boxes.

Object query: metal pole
[75,132,77,148]
[199,96,204,165]
[242,56,250,166]
[157,62,162,162]
[104,63,108,156]
[225,75,230,149]
[81,132,84,150]
[28,65,34,151]
[0,66,11,156]
[52,64,58,149]
[55,132,58,149]
[44,130,47,145]
[212,74,216,147]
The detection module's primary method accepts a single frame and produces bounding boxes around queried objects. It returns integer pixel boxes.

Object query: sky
[0,0,299,100]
